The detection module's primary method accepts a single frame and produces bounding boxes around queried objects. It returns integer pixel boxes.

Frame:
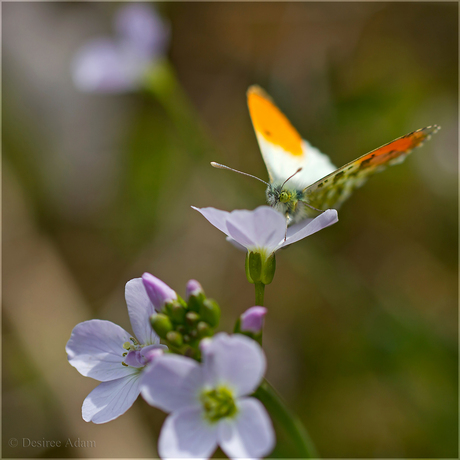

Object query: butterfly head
[266,183,304,224]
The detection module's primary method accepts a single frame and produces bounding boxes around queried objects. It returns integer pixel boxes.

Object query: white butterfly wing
[248,86,336,188]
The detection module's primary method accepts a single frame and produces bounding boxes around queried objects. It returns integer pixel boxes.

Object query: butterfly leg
[302,200,324,213]
[284,214,289,242]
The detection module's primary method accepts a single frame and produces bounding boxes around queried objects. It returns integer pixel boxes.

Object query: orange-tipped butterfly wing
[247,85,439,213]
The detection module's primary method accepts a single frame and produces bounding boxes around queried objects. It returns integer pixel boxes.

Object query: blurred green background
[3,2,457,458]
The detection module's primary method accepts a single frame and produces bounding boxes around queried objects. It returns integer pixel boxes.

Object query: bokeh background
[3,2,458,458]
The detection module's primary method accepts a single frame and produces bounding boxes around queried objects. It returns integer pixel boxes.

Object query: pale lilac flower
[140,333,275,459]
[66,277,166,424]
[241,306,267,333]
[142,272,177,311]
[192,205,338,255]
[72,4,169,92]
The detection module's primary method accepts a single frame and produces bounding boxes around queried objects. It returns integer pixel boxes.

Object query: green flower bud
[187,293,206,313]
[150,314,173,339]
[199,299,220,328]
[197,321,212,339]
[186,311,200,325]
[171,304,186,323]
[166,331,183,347]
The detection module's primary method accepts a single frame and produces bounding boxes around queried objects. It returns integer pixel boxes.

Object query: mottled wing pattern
[303,125,440,211]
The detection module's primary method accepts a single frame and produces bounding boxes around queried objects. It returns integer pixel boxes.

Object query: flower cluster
[144,273,220,358]
[67,274,273,458]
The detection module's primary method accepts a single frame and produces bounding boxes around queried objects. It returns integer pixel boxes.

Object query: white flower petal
[125,278,159,345]
[82,373,141,424]
[191,206,231,237]
[226,207,285,251]
[202,333,265,397]
[226,236,246,251]
[66,320,138,381]
[159,407,218,460]
[282,208,338,248]
[140,354,204,412]
[218,397,275,459]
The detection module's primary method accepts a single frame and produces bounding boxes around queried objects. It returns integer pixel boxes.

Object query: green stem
[141,60,215,161]
[254,379,319,458]
[255,282,265,306]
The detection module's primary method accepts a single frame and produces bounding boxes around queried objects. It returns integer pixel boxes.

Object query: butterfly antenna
[211,162,269,186]
[281,167,303,188]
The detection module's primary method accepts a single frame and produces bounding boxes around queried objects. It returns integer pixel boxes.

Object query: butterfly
[212,85,440,224]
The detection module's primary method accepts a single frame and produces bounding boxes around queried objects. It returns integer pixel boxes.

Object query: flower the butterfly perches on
[72,4,169,93]
[192,206,338,287]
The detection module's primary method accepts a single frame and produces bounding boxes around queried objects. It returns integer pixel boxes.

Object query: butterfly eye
[279,191,290,203]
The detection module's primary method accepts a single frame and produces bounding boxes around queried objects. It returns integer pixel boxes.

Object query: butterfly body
[266,183,306,224]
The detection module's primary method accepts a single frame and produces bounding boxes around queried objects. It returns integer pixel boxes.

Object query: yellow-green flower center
[200,386,237,423]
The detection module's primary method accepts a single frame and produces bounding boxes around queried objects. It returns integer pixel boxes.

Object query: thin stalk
[142,60,215,161]
[255,282,265,306]
[254,379,319,458]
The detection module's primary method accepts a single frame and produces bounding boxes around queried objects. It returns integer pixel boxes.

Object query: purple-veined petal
[125,277,159,345]
[140,354,203,412]
[142,272,177,311]
[201,333,265,397]
[226,207,285,251]
[82,373,141,424]
[123,350,144,368]
[192,206,231,237]
[142,344,167,365]
[115,3,169,59]
[218,397,275,459]
[282,208,338,248]
[158,407,218,460]
[240,306,267,333]
[66,320,138,381]
[71,38,139,93]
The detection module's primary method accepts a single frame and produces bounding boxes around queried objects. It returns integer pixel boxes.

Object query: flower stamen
[201,386,237,423]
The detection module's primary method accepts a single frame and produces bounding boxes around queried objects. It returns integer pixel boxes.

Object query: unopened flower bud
[240,306,267,333]
[186,281,206,313]
[150,314,173,339]
[166,331,183,347]
[142,272,177,311]
[197,321,212,339]
[185,311,200,325]
[199,299,220,328]
[185,279,204,300]
[170,304,186,323]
